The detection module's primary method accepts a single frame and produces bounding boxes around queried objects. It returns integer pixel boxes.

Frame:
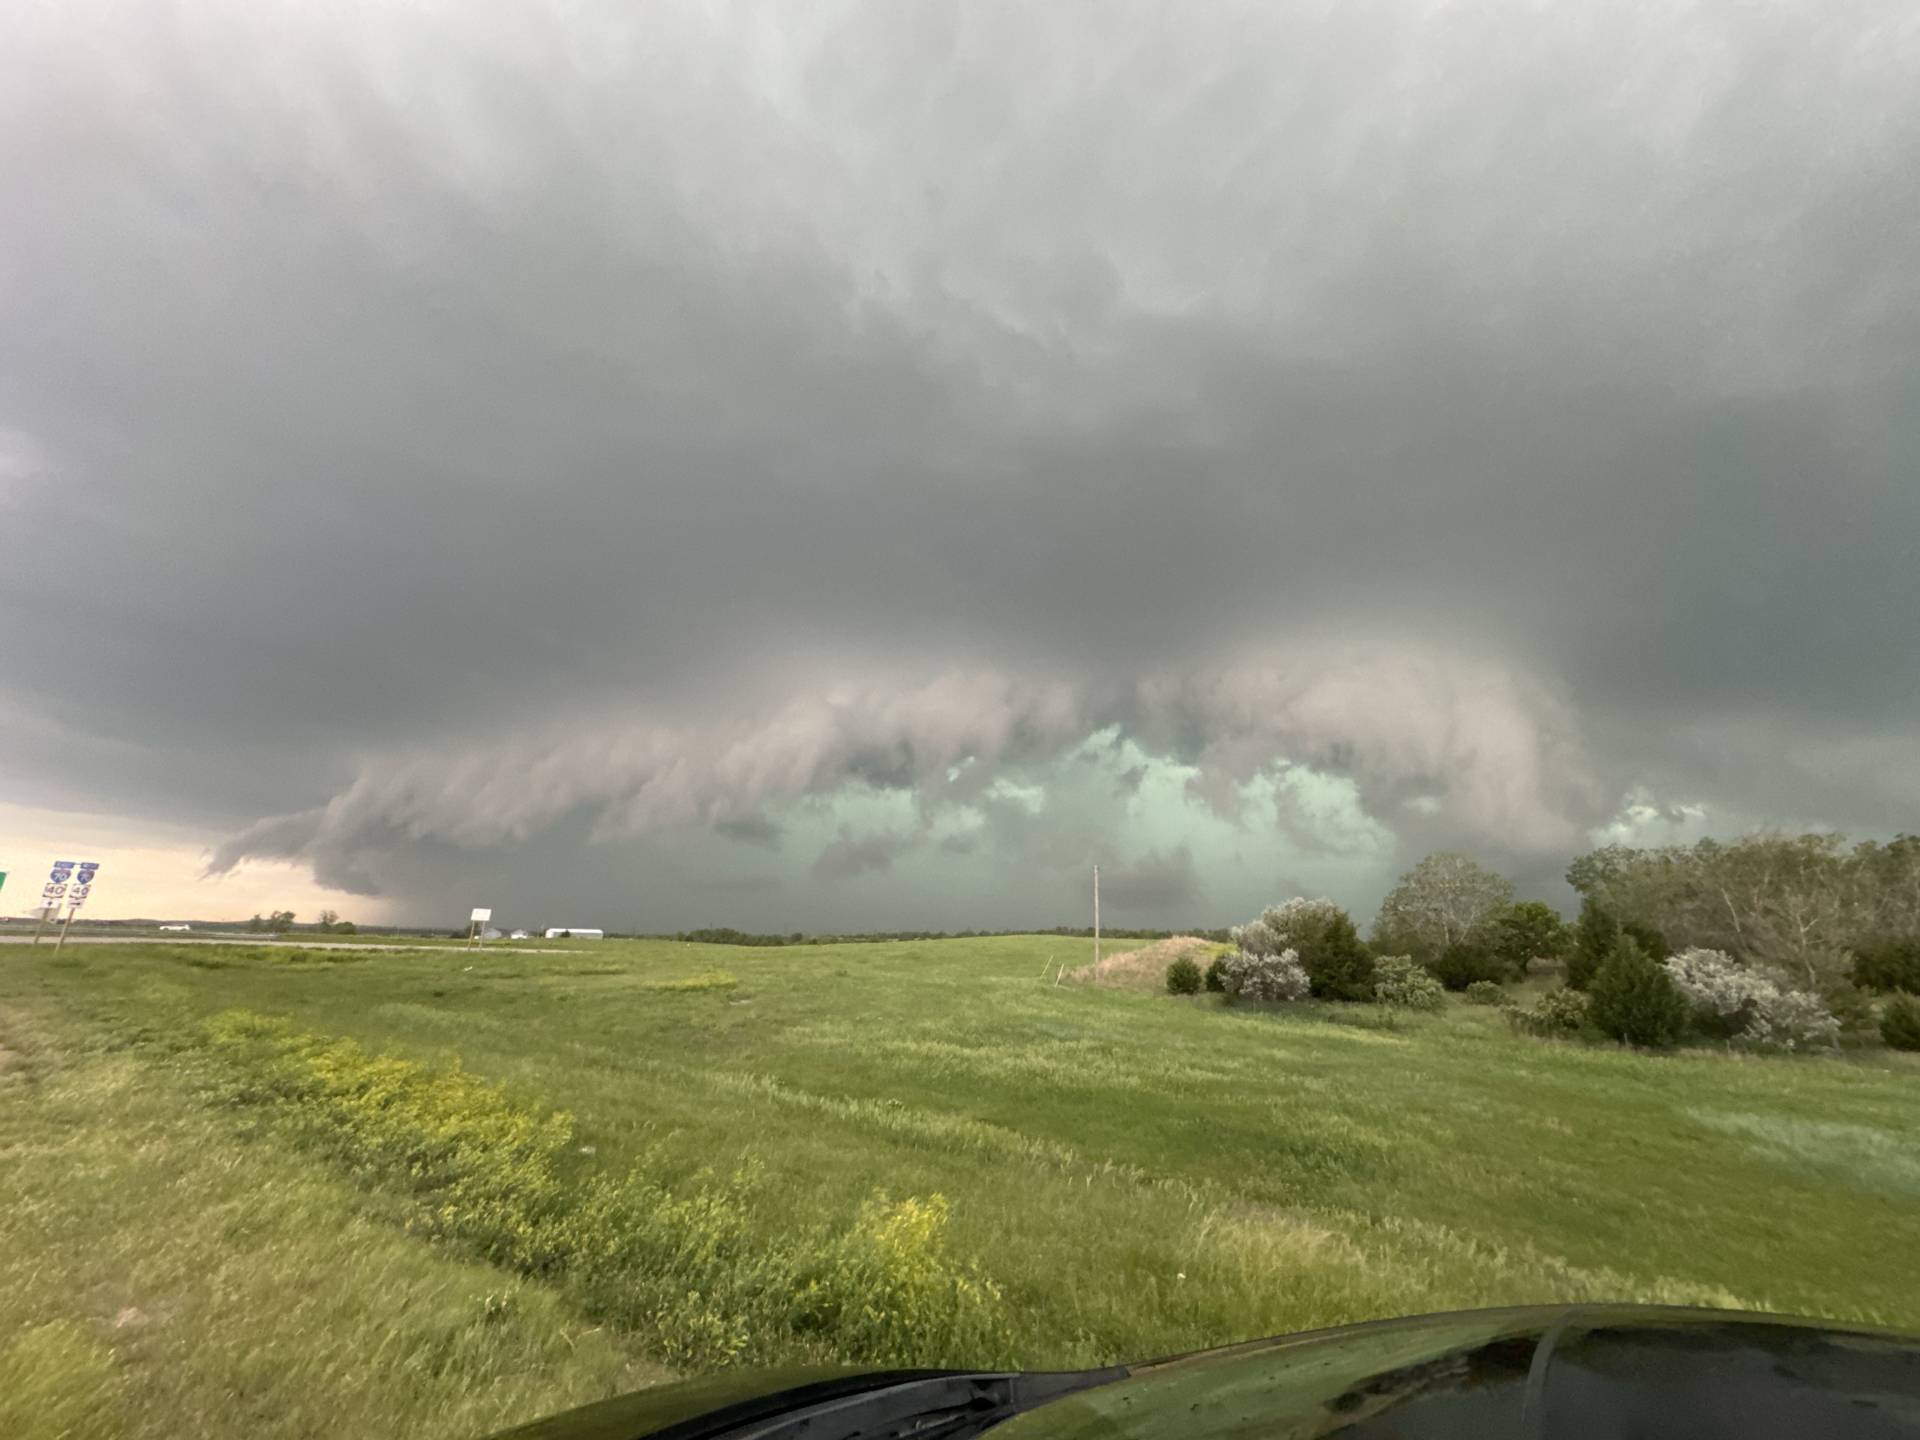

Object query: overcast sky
[4,1,1917,930]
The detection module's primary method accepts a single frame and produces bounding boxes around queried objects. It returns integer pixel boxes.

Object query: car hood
[491,1304,1920,1440]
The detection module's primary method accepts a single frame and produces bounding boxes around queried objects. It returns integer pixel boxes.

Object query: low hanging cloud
[209,646,1611,901]
[811,829,913,883]
[1100,845,1204,915]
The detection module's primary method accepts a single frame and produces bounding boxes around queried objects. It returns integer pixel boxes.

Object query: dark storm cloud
[1101,847,1202,916]
[5,1,1918,923]
[812,830,911,883]
[714,817,784,850]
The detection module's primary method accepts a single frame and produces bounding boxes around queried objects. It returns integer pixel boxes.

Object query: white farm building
[544,927,605,940]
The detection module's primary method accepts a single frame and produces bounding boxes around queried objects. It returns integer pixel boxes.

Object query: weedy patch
[646,971,741,993]
[188,1011,1009,1370]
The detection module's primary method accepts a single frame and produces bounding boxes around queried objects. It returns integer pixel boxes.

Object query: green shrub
[1852,939,1920,995]
[1231,898,1375,1001]
[1165,957,1202,995]
[1881,994,1920,1052]
[1202,956,1228,993]
[1429,942,1504,991]
[1587,938,1689,1048]
[1303,911,1377,1001]
[1622,920,1670,963]
[1566,898,1619,990]
[1509,987,1589,1038]
[1464,980,1510,1007]
[1372,955,1445,1014]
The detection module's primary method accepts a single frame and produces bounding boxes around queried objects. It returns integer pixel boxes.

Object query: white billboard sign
[470,907,493,923]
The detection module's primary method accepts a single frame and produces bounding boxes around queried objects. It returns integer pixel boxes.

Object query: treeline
[671,924,1233,947]
[1565,832,1920,996]
[1211,831,1920,1052]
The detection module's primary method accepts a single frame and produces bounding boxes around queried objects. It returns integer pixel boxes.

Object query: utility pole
[1093,863,1100,970]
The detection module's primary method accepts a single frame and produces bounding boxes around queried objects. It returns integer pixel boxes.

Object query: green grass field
[4,935,1917,1440]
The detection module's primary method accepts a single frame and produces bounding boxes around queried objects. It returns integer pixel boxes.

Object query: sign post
[54,861,100,953]
[468,907,493,949]
[35,861,74,945]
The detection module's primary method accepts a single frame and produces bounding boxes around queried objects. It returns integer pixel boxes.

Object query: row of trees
[1354,833,1920,1004]
[1564,833,1920,994]
[243,909,356,934]
[673,924,1230,947]
[1215,832,1920,1051]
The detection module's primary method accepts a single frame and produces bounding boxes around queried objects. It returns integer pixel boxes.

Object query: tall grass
[190,1011,1010,1370]
[0,1007,659,1440]
[5,934,1918,1440]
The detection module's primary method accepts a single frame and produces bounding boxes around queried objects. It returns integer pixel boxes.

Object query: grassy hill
[4,935,1917,1439]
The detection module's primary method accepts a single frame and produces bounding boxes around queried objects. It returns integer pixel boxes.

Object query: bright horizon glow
[0,801,393,924]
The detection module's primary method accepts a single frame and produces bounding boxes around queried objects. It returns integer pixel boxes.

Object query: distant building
[544,927,605,940]
[509,930,530,940]
[159,923,192,932]
[481,927,506,941]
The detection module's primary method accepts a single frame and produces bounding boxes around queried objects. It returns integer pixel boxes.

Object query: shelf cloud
[6,1,1917,925]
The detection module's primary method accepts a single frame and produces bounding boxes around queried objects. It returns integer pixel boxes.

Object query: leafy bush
[1464,980,1510,1007]
[1203,956,1228,993]
[1661,947,1838,1050]
[1486,901,1568,979]
[1428,942,1504,991]
[1509,987,1589,1038]
[1372,955,1444,1014]
[1233,898,1376,1001]
[1220,948,1311,1003]
[1165,957,1202,995]
[1852,938,1920,995]
[1740,989,1841,1052]
[1302,912,1377,1002]
[1588,938,1689,1048]
[1881,994,1920,1051]
[1661,947,1781,1041]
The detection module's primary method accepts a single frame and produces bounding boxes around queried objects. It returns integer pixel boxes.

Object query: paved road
[0,935,574,955]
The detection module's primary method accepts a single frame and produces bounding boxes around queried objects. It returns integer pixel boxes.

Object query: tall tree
[1371,853,1514,962]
